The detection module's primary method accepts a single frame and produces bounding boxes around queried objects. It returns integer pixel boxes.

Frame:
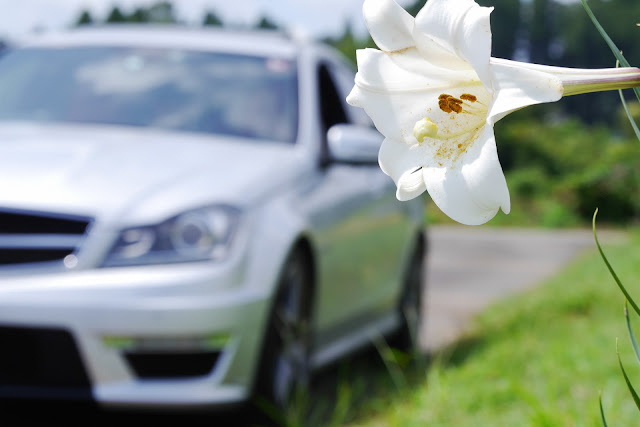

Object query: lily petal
[488,61,564,123]
[348,48,484,145]
[461,126,510,214]
[351,48,442,93]
[378,138,427,201]
[378,137,423,184]
[378,137,428,200]
[397,168,428,201]
[363,0,415,52]
[413,0,484,73]
[385,46,477,84]
[423,126,509,225]
[455,3,493,90]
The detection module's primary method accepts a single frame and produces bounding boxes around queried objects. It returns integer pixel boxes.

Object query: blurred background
[1,1,639,425]
[1,0,639,229]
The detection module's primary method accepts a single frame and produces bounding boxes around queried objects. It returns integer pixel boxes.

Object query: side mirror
[326,124,383,165]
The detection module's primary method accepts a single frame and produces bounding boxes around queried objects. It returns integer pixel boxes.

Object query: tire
[393,237,426,352]
[255,249,314,410]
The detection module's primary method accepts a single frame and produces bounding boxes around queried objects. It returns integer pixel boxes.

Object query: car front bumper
[0,261,273,409]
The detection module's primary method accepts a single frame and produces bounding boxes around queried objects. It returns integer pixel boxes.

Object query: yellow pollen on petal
[413,117,438,143]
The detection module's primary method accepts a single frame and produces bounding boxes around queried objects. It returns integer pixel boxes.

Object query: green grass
[300,228,640,426]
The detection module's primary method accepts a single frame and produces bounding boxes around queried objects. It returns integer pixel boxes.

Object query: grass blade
[599,392,608,427]
[618,88,640,141]
[617,60,640,142]
[371,334,408,390]
[593,209,640,317]
[617,338,640,411]
[625,300,640,364]
[580,0,640,103]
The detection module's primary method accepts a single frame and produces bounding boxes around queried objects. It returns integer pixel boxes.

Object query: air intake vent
[0,209,92,267]
[0,326,91,400]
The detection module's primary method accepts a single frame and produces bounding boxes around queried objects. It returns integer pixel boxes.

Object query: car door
[305,59,415,348]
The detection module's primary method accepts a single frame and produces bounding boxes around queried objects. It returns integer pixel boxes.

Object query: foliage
[77,1,180,27]
[255,16,279,30]
[75,11,93,26]
[202,11,223,27]
[500,114,640,224]
[105,7,127,24]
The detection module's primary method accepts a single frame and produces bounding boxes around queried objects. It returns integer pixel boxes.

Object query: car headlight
[103,205,241,267]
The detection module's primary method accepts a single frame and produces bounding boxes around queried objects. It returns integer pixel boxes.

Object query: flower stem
[561,69,640,96]
[490,57,640,96]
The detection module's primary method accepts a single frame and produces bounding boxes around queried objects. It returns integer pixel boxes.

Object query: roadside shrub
[493,111,640,226]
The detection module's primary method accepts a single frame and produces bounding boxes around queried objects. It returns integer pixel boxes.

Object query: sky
[0,0,416,41]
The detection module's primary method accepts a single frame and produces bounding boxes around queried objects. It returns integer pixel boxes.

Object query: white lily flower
[347,0,640,225]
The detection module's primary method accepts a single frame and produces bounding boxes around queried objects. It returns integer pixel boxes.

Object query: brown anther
[460,93,477,102]
[439,99,452,113]
[449,101,462,114]
[438,93,464,114]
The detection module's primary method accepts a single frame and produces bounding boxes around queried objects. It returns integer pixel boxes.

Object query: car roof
[14,25,301,59]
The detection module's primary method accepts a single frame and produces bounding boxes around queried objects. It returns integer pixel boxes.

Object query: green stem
[562,70,640,96]
[490,58,640,97]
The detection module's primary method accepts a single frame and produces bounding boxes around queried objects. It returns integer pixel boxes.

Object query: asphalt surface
[421,225,626,351]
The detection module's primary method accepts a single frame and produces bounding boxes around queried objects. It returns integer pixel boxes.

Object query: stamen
[439,98,452,113]
[449,101,462,114]
[438,93,465,114]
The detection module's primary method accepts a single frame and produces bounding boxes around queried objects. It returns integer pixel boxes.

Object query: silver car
[0,26,425,410]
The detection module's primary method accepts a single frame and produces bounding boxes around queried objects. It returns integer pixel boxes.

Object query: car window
[0,47,299,143]
[318,63,348,133]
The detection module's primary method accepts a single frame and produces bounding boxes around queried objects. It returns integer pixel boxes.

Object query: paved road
[421,225,625,351]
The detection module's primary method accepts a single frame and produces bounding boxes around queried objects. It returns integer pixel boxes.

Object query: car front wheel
[255,248,313,410]
[394,237,426,352]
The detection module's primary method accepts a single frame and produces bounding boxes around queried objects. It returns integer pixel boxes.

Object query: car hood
[0,123,306,223]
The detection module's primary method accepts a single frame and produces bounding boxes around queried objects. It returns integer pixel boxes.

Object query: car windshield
[0,46,299,143]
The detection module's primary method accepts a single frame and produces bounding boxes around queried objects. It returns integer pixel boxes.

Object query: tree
[128,8,149,23]
[147,2,177,23]
[76,10,93,26]
[202,11,223,27]
[528,0,555,64]
[255,16,278,30]
[105,7,126,23]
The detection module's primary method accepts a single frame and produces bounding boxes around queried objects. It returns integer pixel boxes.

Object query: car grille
[0,209,92,267]
[0,325,91,400]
